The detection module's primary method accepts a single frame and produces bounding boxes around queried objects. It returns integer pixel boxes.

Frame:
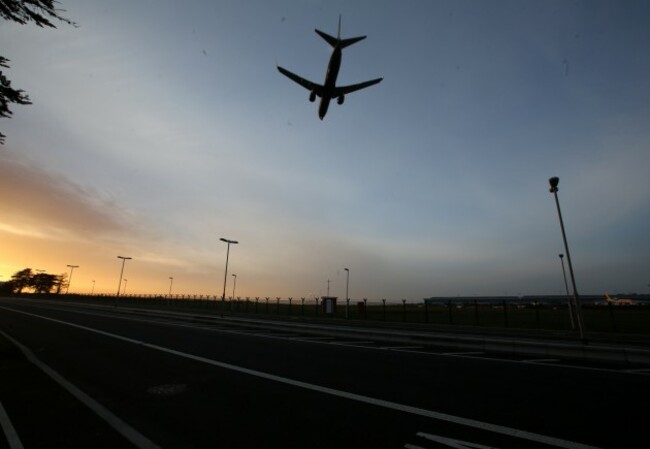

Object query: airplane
[277,15,383,119]
[604,292,637,306]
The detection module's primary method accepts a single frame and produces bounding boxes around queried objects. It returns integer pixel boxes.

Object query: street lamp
[549,177,586,340]
[169,277,174,296]
[558,254,575,329]
[219,237,238,316]
[344,268,350,319]
[66,264,79,294]
[115,256,132,303]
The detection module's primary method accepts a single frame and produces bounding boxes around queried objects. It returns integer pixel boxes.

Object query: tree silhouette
[0,0,75,143]
[32,272,61,293]
[10,267,32,293]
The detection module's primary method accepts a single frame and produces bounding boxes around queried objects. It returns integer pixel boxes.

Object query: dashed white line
[1,306,601,449]
[0,400,24,449]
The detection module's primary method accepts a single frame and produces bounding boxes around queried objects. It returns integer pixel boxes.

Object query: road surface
[0,298,647,448]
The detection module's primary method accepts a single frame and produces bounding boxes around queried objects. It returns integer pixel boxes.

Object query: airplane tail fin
[315,15,367,49]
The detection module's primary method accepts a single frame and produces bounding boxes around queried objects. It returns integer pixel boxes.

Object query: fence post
[288,297,293,315]
[255,297,259,313]
[265,297,270,314]
[474,299,479,325]
[382,299,386,321]
[363,299,367,319]
[301,297,305,316]
[448,300,453,324]
[276,297,281,314]
[424,300,429,323]
[402,299,407,322]
[503,299,509,328]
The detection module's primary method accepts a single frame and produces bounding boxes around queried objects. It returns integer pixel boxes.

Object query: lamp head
[549,176,559,193]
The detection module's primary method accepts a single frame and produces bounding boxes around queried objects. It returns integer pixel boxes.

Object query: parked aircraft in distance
[604,292,637,305]
[277,15,383,119]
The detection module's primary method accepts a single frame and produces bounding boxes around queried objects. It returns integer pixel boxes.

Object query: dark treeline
[0,268,67,295]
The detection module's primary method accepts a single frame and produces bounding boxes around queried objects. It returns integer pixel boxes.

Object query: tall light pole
[220,237,238,316]
[115,256,131,304]
[344,268,350,319]
[65,264,79,294]
[549,177,585,340]
[558,254,575,329]
[169,277,174,296]
[91,280,96,295]
[231,273,237,308]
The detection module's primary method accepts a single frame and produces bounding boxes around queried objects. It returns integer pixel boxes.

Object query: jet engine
[309,90,316,102]
[337,95,345,105]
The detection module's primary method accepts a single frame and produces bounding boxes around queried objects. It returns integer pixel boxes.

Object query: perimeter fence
[17,293,650,335]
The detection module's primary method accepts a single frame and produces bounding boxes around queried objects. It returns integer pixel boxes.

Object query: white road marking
[0,306,601,449]
[443,351,485,356]
[290,336,335,341]
[523,358,560,363]
[380,345,425,350]
[4,303,643,377]
[330,340,375,345]
[416,431,498,448]
[625,368,650,374]
[0,329,161,449]
[0,400,24,449]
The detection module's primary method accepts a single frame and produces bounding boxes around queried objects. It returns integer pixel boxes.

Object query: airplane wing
[333,77,383,96]
[277,66,324,96]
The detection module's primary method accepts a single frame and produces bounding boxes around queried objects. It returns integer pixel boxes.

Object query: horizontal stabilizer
[314,29,338,47]
[315,28,366,49]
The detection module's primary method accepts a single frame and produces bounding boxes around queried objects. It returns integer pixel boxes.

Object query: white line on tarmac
[6,303,642,377]
[0,400,24,449]
[290,336,335,341]
[330,340,376,345]
[379,345,425,350]
[443,351,485,356]
[0,329,161,449]
[523,358,560,363]
[0,306,601,449]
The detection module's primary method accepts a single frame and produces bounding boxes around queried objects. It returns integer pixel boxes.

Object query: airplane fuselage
[318,46,342,119]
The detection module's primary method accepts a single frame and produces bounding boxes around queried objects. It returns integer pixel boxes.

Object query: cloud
[0,150,139,243]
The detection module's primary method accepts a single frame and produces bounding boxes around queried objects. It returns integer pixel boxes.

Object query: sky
[1,0,649,301]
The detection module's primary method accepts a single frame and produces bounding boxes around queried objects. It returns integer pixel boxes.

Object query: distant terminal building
[423,294,650,306]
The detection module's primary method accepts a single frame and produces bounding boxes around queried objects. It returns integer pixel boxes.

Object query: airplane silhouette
[277,16,383,119]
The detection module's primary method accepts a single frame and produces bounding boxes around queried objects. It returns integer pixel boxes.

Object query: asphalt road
[0,298,647,448]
